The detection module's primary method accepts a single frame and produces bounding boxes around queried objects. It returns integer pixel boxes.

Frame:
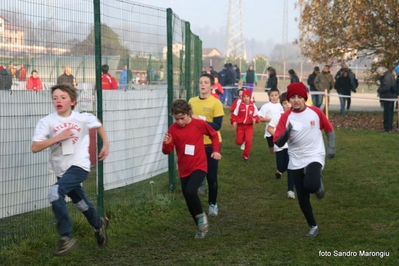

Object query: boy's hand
[211,152,221,160]
[58,128,74,141]
[163,133,172,144]
[232,122,237,130]
[98,145,109,161]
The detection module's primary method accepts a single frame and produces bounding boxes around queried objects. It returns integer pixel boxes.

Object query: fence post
[185,22,191,100]
[93,0,105,216]
[82,56,86,83]
[166,8,176,192]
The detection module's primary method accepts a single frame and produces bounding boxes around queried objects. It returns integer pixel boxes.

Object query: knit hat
[242,89,252,98]
[395,64,399,74]
[287,82,308,101]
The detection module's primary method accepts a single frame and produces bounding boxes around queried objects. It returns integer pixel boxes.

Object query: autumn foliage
[296,0,399,80]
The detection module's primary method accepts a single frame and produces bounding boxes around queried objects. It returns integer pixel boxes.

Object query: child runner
[189,73,224,217]
[231,90,260,160]
[211,74,224,100]
[274,82,335,237]
[31,84,110,256]
[230,87,246,150]
[258,88,283,155]
[267,92,295,199]
[162,99,221,239]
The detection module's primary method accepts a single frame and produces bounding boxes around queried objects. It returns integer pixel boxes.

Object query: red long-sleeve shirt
[162,118,220,178]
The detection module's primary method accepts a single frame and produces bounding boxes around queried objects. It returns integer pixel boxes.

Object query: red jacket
[102,73,118,90]
[211,82,224,100]
[26,76,43,90]
[19,68,27,81]
[231,101,260,125]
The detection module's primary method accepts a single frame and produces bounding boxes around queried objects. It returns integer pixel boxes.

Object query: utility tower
[282,0,288,59]
[225,0,247,61]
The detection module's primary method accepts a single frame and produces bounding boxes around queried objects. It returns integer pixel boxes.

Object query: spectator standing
[274,82,335,237]
[334,70,352,115]
[162,99,221,239]
[101,64,118,90]
[265,67,278,93]
[307,66,321,108]
[376,66,396,133]
[189,73,224,217]
[288,69,300,83]
[243,65,258,94]
[26,70,43,91]
[19,64,27,81]
[202,67,208,75]
[218,64,227,105]
[224,63,236,106]
[8,61,16,79]
[119,64,130,90]
[233,64,240,100]
[231,89,260,160]
[314,65,334,111]
[57,66,77,88]
[31,84,110,256]
[209,66,218,76]
[334,62,356,110]
[0,66,12,90]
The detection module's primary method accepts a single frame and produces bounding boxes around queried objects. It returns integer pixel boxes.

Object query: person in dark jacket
[57,66,77,88]
[218,65,227,105]
[307,66,320,107]
[0,66,12,90]
[334,70,352,115]
[265,67,278,95]
[288,69,300,83]
[225,63,236,106]
[243,65,258,94]
[377,66,396,132]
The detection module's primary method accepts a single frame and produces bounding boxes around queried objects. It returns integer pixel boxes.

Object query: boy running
[31,84,110,256]
[274,82,335,237]
[162,99,221,238]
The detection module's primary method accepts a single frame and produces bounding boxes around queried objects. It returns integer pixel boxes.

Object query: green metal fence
[0,0,202,247]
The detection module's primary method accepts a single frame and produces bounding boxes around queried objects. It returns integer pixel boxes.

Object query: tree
[296,0,399,79]
[69,23,129,58]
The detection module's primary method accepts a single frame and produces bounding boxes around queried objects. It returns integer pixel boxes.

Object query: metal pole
[185,22,191,100]
[93,0,104,216]
[166,8,175,192]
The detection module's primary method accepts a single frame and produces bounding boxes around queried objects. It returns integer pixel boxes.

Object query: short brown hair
[170,99,192,116]
[51,84,78,110]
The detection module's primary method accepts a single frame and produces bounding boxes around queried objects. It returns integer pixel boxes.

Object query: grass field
[1,110,399,265]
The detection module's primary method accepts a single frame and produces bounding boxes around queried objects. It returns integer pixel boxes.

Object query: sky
[132,0,300,47]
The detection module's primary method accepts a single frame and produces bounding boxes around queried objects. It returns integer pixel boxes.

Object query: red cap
[242,89,252,98]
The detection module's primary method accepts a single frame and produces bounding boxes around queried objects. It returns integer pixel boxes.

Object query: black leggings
[180,170,206,224]
[288,162,322,227]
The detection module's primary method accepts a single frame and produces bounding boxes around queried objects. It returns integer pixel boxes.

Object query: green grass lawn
[1,111,399,265]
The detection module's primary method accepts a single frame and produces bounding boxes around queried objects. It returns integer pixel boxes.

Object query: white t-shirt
[258,102,283,138]
[32,111,101,177]
[275,107,333,170]
[268,112,288,152]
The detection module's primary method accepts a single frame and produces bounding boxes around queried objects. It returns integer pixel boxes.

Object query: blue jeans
[49,166,100,237]
[205,145,220,205]
[225,84,235,106]
[311,93,323,108]
[338,94,348,115]
[220,91,226,105]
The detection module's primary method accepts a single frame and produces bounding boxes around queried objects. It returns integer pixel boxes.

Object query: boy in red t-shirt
[162,99,221,239]
[231,90,260,160]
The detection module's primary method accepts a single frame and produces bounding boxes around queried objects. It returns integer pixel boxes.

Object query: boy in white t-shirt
[258,88,283,154]
[31,84,110,256]
[268,92,295,199]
